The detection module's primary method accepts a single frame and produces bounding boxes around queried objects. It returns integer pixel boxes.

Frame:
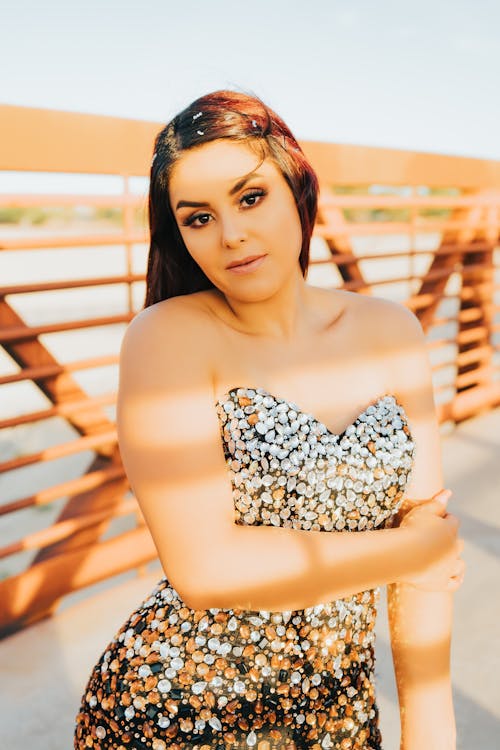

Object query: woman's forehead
[169,140,278,195]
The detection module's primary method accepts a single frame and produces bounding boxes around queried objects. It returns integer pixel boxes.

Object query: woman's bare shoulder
[333,291,428,389]
[358,295,431,397]
[321,288,420,341]
[344,292,423,346]
[119,293,220,398]
[377,297,424,346]
[125,292,216,343]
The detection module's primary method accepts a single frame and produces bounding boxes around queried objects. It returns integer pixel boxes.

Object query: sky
[1,0,499,163]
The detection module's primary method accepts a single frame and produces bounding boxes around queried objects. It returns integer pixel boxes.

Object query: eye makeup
[181,188,267,229]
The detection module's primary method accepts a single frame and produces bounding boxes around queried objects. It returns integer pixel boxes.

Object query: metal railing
[0,104,499,636]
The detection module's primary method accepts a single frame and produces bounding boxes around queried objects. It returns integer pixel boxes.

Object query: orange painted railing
[0,104,499,636]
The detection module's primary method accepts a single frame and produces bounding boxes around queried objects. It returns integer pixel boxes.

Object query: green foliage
[94,207,122,222]
[0,207,49,224]
[343,208,411,223]
[0,205,125,225]
[329,183,460,223]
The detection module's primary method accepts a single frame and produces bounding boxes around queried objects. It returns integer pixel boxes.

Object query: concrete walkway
[1,408,499,750]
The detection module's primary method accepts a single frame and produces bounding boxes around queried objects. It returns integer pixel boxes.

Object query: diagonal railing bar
[315,186,371,290]
[0,298,130,630]
[0,354,119,387]
[0,464,126,517]
[0,524,157,637]
[0,390,117,430]
[0,300,116,447]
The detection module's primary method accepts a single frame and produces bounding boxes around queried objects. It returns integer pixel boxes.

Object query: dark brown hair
[144,89,319,307]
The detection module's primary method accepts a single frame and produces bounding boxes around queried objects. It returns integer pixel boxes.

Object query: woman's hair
[144,89,319,307]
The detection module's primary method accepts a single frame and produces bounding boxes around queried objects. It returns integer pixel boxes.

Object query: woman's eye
[182,213,211,228]
[181,189,266,229]
[241,188,266,207]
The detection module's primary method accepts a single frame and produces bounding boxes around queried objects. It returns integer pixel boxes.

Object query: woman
[74,90,465,750]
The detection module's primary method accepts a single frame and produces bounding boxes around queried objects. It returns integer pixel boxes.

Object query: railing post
[123,174,135,316]
[455,189,499,418]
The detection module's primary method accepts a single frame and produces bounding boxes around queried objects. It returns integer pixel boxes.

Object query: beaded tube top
[74,385,415,750]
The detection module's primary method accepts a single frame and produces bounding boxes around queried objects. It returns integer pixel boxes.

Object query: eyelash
[181,188,267,228]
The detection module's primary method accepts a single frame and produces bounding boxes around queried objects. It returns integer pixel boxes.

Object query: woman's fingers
[414,556,466,592]
[449,559,466,589]
[424,499,458,519]
[454,559,466,576]
[400,489,453,520]
[419,499,447,516]
[436,488,452,501]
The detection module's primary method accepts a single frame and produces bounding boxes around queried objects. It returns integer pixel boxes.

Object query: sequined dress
[74,386,415,750]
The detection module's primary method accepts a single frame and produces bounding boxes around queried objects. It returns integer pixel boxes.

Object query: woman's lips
[226,255,267,274]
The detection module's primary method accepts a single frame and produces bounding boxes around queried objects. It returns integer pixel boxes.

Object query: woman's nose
[220,214,248,248]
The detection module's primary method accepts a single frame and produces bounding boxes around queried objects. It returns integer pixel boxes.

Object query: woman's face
[168,139,303,299]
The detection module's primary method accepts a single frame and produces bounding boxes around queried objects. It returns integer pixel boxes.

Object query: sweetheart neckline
[215,385,409,440]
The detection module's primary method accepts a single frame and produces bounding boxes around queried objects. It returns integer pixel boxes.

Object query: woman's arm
[117,298,436,614]
[377,300,457,750]
[387,580,455,750]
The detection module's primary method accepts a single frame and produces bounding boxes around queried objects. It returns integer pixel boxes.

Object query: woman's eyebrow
[175,171,264,211]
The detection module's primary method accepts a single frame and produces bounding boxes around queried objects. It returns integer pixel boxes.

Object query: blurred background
[1,1,499,748]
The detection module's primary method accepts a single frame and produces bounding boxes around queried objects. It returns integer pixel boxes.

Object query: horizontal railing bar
[457,326,491,344]
[431,306,494,327]
[0,232,147,250]
[0,526,158,635]
[444,382,500,420]
[406,292,445,311]
[427,338,458,350]
[341,266,459,291]
[0,354,119,386]
[420,284,497,309]
[427,320,456,330]
[431,359,457,372]
[0,313,134,344]
[458,306,497,322]
[425,329,496,349]
[364,243,496,260]
[339,266,480,296]
[461,283,498,300]
[4,274,493,349]
[456,365,495,388]
[1,293,495,353]
[0,193,145,207]
[3,341,480,430]
[0,273,144,296]
[0,465,126,517]
[457,345,492,365]
[0,391,116,430]
[5,335,488,431]
[315,219,499,238]
[2,222,499,253]
[461,264,497,277]
[0,346,485,473]
[319,194,500,209]
[309,241,496,267]
[0,232,495,262]
[0,498,140,560]
[2,193,500,209]
[0,429,117,474]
